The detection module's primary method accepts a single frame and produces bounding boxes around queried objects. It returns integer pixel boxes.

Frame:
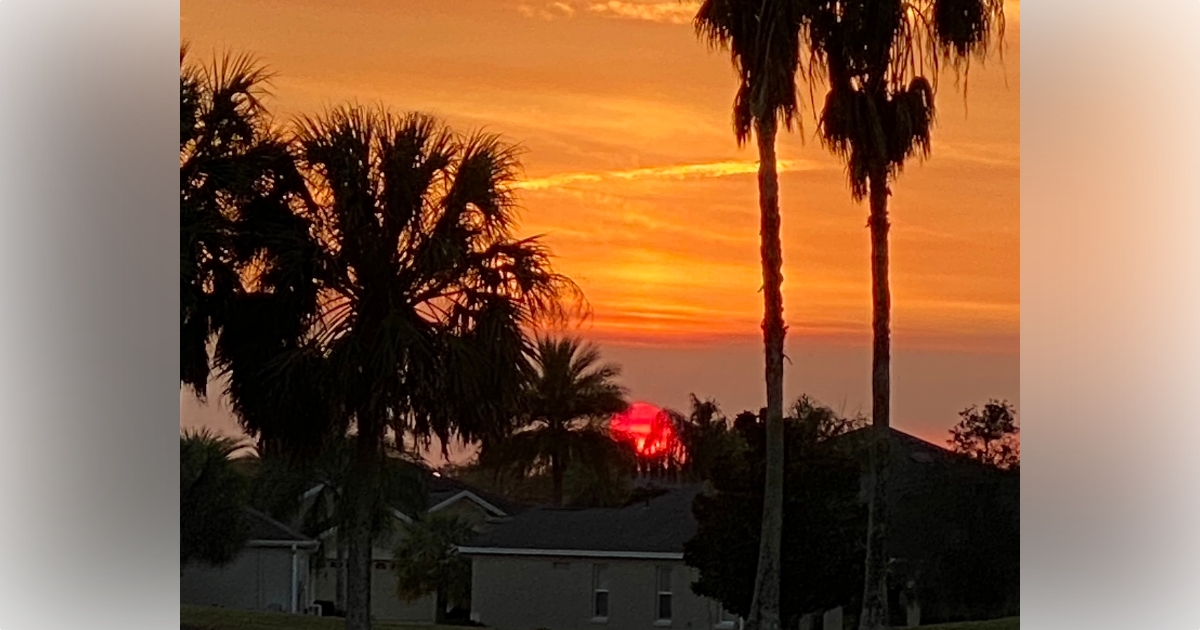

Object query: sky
[180,0,1020,460]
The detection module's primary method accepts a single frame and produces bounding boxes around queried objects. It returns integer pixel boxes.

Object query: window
[592,564,610,620]
[715,606,738,630]
[656,566,673,622]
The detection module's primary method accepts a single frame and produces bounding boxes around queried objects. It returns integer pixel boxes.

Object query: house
[308,468,523,622]
[829,427,1020,626]
[460,484,740,630]
[181,507,320,614]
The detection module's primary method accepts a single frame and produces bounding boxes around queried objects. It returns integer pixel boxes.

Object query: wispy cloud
[585,1,700,25]
[515,1,700,25]
[515,158,828,191]
[516,1,576,20]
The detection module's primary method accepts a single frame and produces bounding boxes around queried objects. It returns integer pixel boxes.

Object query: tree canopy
[180,429,251,568]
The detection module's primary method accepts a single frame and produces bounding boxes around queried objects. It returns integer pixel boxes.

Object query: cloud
[585,1,700,25]
[516,1,575,20]
[515,158,829,191]
[515,0,700,25]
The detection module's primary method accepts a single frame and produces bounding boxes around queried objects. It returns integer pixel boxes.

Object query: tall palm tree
[480,337,632,506]
[289,106,573,630]
[692,3,808,630]
[804,2,1006,627]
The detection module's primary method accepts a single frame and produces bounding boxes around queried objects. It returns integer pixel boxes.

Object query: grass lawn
[922,618,1019,630]
[183,605,1017,630]
[181,605,462,630]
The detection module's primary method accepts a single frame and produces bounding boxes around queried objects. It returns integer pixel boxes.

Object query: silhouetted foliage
[180,429,251,568]
[179,46,318,406]
[478,337,633,506]
[180,45,330,459]
[393,513,477,623]
[630,396,746,483]
[282,106,576,630]
[684,399,867,626]
[948,399,1019,470]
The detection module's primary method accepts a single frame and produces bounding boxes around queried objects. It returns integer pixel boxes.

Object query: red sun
[610,402,679,459]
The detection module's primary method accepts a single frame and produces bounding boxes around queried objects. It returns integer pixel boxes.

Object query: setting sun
[610,401,679,459]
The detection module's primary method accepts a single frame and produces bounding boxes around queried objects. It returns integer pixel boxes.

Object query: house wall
[310,495,498,622]
[312,531,437,622]
[182,546,311,613]
[471,555,733,630]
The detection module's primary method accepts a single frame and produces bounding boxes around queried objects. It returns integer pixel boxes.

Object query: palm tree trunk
[859,167,892,630]
[345,426,380,630]
[550,450,565,506]
[336,540,347,613]
[746,115,785,630]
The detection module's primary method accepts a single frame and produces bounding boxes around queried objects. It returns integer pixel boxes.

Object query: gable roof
[299,464,524,535]
[460,484,706,560]
[244,507,319,548]
[424,471,526,517]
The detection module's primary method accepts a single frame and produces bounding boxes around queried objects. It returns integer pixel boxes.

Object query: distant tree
[180,429,251,568]
[393,513,477,624]
[563,458,636,507]
[670,396,747,483]
[480,337,634,506]
[948,400,1019,470]
[685,398,866,627]
[790,395,869,442]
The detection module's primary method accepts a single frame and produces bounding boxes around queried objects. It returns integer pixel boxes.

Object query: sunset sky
[180,0,1020,458]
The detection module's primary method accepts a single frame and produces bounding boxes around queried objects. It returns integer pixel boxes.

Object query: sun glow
[609,401,678,459]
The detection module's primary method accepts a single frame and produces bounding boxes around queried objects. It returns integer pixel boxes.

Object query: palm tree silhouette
[480,336,632,506]
[179,46,314,404]
[287,106,572,630]
[692,3,809,629]
[804,1,1006,627]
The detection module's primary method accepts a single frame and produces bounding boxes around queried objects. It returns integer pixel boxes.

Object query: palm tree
[675,395,747,483]
[179,46,316,407]
[288,106,573,630]
[393,513,478,623]
[692,3,808,629]
[480,337,632,506]
[181,45,332,465]
[180,429,251,568]
[803,2,1006,627]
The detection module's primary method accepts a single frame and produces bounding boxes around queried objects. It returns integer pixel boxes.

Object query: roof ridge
[244,506,315,542]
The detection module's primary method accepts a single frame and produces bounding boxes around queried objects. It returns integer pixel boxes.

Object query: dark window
[593,564,610,619]
[656,566,673,621]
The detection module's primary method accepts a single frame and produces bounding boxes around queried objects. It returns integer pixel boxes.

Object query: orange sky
[180,0,1019,455]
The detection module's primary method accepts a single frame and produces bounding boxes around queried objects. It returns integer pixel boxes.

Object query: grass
[183,605,1017,630]
[922,618,1019,630]
[181,605,462,630]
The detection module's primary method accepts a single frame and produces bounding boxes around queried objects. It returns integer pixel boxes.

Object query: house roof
[460,484,706,560]
[827,427,1019,564]
[244,507,319,548]
[424,471,526,517]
